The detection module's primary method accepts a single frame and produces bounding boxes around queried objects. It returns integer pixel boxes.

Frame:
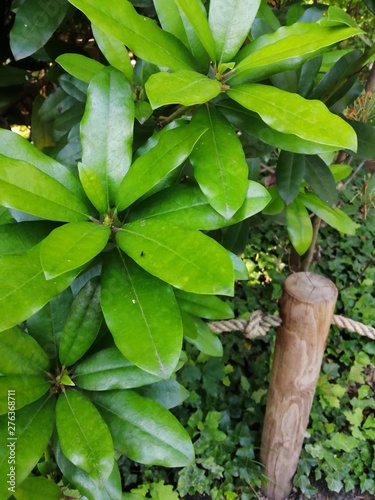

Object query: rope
[208,311,375,341]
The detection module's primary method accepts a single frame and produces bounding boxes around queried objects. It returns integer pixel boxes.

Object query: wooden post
[260,272,338,500]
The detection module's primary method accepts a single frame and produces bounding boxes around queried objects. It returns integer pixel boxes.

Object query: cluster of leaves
[117,169,375,499]
[1,0,375,499]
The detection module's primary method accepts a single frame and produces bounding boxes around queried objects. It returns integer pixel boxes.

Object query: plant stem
[159,105,189,126]
[301,216,321,272]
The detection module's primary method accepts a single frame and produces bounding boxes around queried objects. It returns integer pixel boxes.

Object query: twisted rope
[208,311,375,341]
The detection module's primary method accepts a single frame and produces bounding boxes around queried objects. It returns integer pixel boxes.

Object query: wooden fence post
[260,272,338,500]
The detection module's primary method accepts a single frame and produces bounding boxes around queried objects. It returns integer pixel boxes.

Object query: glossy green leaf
[175,289,234,320]
[0,129,86,201]
[87,390,195,466]
[276,151,305,205]
[181,311,223,356]
[92,24,133,81]
[68,0,197,71]
[190,106,249,218]
[101,251,182,379]
[0,155,90,222]
[229,23,362,84]
[286,197,313,255]
[56,54,105,83]
[10,0,69,60]
[116,219,234,296]
[58,74,88,102]
[27,288,73,362]
[174,0,216,62]
[116,125,206,211]
[56,390,114,487]
[0,376,50,414]
[59,278,102,366]
[262,186,285,215]
[344,119,375,159]
[128,181,270,230]
[0,326,49,376]
[54,441,122,500]
[227,249,249,280]
[73,347,161,390]
[329,164,352,182]
[136,379,189,409]
[145,70,221,109]
[297,55,322,98]
[218,100,342,154]
[80,67,134,210]
[0,395,55,499]
[321,6,358,28]
[304,155,337,205]
[0,221,55,256]
[153,0,210,70]
[0,245,80,331]
[40,222,109,280]
[14,477,61,500]
[209,0,261,62]
[227,84,357,151]
[300,192,359,235]
[363,0,375,14]
[310,50,362,101]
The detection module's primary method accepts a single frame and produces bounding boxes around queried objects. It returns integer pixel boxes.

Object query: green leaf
[128,181,270,230]
[101,251,182,379]
[327,432,358,453]
[181,311,223,356]
[229,23,362,84]
[0,395,55,499]
[27,288,73,362]
[218,99,342,154]
[0,376,50,414]
[276,151,305,205]
[14,477,61,500]
[0,245,80,331]
[153,0,210,70]
[208,0,261,62]
[304,155,337,205]
[116,219,234,295]
[80,67,134,210]
[59,278,103,366]
[0,326,49,376]
[136,379,190,409]
[310,50,362,101]
[173,0,216,62]
[56,390,114,487]
[0,129,86,201]
[286,196,313,255]
[73,347,161,390]
[56,54,105,83]
[0,221,55,256]
[54,440,122,500]
[145,70,221,109]
[175,289,234,319]
[116,125,207,211]
[344,119,375,159]
[190,106,249,218]
[40,222,110,279]
[228,249,249,280]
[87,390,195,466]
[227,84,357,151]
[0,154,90,222]
[300,192,359,235]
[10,0,69,60]
[262,186,285,215]
[92,24,133,81]
[68,0,198,71]
[329,164,352,182]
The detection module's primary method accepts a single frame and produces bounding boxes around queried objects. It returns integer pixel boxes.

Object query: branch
[301,216,321,272]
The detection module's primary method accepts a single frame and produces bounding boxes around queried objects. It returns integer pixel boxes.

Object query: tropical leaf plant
[0,0,372,497]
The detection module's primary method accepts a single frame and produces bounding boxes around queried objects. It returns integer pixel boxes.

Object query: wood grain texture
[260,272,338,500]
